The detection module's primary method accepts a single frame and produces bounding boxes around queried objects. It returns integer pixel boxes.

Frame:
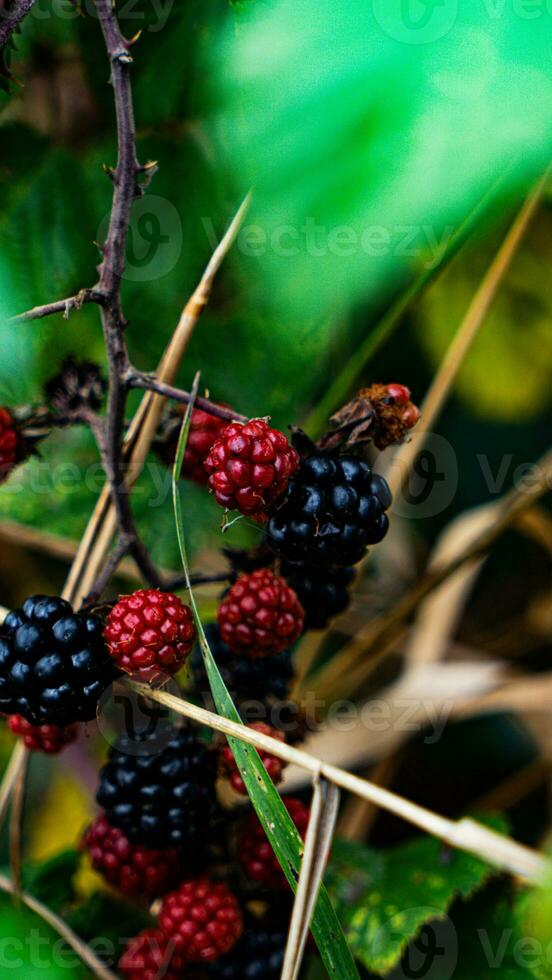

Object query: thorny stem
[10,288,102,323]
[125,369,248,423]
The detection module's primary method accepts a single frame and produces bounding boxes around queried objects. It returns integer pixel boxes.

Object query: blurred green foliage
[1,0,552,570]
[211,0,552,319]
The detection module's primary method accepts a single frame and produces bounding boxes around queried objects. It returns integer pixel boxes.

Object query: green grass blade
[171,380,360,980]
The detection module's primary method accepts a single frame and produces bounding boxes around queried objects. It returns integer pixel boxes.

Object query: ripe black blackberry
[211,913,288,980]
[281,561,355,629]
[193,625,294,705]
[0,595,118,726]
[267,454,392,567]
[96,725,218,850]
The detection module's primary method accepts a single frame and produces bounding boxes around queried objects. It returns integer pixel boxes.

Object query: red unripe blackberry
[220,722,287,795]
[104,589,195,678]
[83,813,183,900]
[0,407,19,484]
[217,569,304,659]
[204,419,299,520]
[119,927,186,980]
[159,879,243,962]
[238,797,310,890]
[8,714,78,754]
[385,383,411,405]
[183,406,232,484]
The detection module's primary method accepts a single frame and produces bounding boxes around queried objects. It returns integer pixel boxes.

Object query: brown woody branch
[125,369,248,423]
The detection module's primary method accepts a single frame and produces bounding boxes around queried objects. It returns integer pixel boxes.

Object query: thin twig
[129,679,547,882]
[281,779,340,980]
[9,746,29,896]
[0,873,119,980]
[125,370,248,423]
[0,741,27,828]
[64,192,251,608]
[11,288,101,323]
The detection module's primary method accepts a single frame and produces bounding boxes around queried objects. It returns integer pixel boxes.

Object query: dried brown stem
[9,746,29,895]
[129,679,547,882]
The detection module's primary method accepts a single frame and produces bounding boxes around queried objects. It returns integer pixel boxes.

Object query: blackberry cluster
[96,726,218,850]
[212,913,287,980]
[204,419,299,520]
[217,569,304,658]
[0,596,118,726]
[193,624,294,705]
[159,879,243,961]
[281,561,356,630]
[83,813,183,900]
[267,454,392,566]
[119,927,187,980]
[103,588,195,677]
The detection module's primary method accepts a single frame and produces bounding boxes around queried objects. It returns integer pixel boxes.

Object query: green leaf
[171,389,360,980]
[22,849,80,914]
[326,818,506,975]
[211,0,552,319]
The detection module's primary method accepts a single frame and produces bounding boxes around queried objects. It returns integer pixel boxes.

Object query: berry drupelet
[212,912,288,980]
[159,878,243,961]
[267,454,392,567]
[83,813,184,900]
[238,796,310,890]
[104,589,195,678]
[0,596,118,726]
[0,407,19,484]
[119,927,187,980]
[156,404,233,485]
[193,625,295,706]
[220,722,287,795]
[217,569,304,658]
[96,726,218,850]
[8,714,78,754]
[204,419,299,520]
[281,561,355,630]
